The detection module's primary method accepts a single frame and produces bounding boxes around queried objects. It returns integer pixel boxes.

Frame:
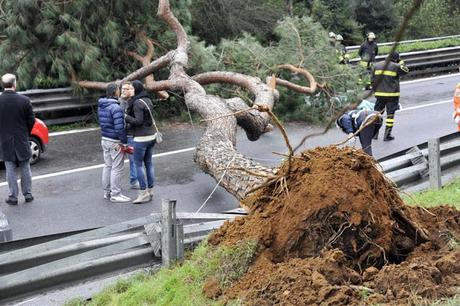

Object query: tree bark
[156,0,277,200]
[76,1,320,201]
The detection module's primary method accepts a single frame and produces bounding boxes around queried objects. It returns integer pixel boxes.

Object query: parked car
[0,118,48,165]
[30,118,49,164]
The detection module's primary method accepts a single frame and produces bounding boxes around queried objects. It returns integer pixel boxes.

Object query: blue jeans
[133,140,155,190]
[127,136,137,185]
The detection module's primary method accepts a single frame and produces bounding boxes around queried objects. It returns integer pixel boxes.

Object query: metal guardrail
[350,46,460,78]
[346,34,460,51]
[0,199,245,301]
[379,132,460,189]
[18,87,99,126]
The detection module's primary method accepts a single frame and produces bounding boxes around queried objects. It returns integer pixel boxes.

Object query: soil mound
[208,146,460,305]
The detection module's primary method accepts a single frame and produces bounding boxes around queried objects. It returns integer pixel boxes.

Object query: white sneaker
[110,194,131,203]
[104,192,111,200]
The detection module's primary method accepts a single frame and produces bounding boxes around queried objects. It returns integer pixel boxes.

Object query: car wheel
[30,138,41,165]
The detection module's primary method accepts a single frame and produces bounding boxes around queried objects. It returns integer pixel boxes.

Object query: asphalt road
[1,73,459,240]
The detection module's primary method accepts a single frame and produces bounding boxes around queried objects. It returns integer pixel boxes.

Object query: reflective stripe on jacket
[371,60,409,97]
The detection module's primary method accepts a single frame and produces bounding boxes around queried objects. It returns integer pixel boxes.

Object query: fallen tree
[74,0,318,200]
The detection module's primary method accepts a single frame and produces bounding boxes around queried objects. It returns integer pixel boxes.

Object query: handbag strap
[139,99,160,134]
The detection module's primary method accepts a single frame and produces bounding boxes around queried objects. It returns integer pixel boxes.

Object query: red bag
[120,145,134,154]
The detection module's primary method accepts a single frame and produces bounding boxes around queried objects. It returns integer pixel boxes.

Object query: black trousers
[358,113,382,156]
[374,96,399,129]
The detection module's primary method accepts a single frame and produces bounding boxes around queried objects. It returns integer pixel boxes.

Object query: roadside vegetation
[47,122,99,133]
[65,240,257,306]
[404,177,460,210]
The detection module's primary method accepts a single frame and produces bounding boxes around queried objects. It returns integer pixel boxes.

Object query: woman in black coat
[125,80,157,204]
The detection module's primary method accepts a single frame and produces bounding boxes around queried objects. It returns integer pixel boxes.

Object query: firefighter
[336,109,382,156]
[452,83,460,131]
[336,34,349,64]
[329,32,336,47]
[371,51,409,141]
[358,32,379,69]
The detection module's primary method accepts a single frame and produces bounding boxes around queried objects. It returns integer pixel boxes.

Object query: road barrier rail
[18,87,98,126]
[0,199,245,302]
[350,46,460,79]
[346,34,460,51]
[379,132,460,189]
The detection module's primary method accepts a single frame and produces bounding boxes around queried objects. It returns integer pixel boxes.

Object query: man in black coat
[0,73,35,205]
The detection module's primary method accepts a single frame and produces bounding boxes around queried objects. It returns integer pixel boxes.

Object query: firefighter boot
[383,127,395,141]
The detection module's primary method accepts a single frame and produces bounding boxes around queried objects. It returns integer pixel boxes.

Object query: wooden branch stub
[272,64,318,94]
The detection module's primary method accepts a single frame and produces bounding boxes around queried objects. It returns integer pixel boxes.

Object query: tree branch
[274,64,317,94]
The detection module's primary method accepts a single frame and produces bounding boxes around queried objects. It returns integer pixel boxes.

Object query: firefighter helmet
[336,34,343,41]
[390,51,400,62]
[367,32,376,39]
[329,32,336,38]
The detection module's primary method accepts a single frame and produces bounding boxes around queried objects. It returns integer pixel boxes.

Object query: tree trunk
[76,0,318,201]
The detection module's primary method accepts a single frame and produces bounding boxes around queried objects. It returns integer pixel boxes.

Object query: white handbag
[139,99,163,144]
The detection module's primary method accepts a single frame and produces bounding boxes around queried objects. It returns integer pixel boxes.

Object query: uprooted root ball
[208,146,460,305]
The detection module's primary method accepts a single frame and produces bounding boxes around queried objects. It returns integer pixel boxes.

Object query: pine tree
[0,0,192,89]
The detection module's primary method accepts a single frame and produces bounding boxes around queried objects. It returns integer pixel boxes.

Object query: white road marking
[0,147,196,187]
[400,99,450,112]
[49,127,100,137]
[11,297,39,306]
[401,73,460,85]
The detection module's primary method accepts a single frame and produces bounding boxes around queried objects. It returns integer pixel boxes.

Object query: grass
[47,121,99,133]
[349,37,460,59]
[403,176,460,210]
[65,240,258,306]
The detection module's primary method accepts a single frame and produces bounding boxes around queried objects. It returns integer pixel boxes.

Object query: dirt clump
[203,277,222,299]
[208,146,460,305]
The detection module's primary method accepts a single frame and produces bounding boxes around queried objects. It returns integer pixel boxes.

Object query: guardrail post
[428,138,442,189]
[161,199,177,267]
[175,223,184,262]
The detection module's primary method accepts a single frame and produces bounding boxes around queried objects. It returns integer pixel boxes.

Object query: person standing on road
[358,32,378,90]
[119,81,139,190]
[335,34,349,64]
[452,83,460,131]
[358,32,378,69]
[98,83,131,203]
[125,80,156,204]
[0,73,35,205]
[371,52,409,141]
[336,109,382,156]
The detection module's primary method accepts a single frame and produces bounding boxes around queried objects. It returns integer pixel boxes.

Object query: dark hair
[132,80,144,96]
[106,83,118,97]
[389,52,400,62]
